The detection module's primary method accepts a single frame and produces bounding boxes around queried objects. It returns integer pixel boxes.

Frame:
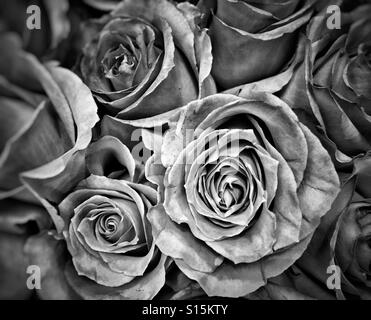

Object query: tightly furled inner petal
[96,211,134,244]
[58,175,160,288]
[102,44,138,90]
[202,158,249,214]
[70,192,149,256]
[185,129,278,239]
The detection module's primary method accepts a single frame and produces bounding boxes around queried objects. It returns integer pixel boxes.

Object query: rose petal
[148,204,224,273]
[65,254,169,300]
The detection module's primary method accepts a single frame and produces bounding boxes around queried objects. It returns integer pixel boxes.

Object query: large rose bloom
[143,93,340,297]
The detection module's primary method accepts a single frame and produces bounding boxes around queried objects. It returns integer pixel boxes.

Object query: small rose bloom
[24,136,170,300]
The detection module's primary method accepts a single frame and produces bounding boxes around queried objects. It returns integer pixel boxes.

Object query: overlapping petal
[146,93,340,297]
[0,33,99,204]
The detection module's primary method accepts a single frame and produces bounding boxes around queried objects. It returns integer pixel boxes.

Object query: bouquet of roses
[0,0,370,300]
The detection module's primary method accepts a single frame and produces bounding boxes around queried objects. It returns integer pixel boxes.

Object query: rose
[262,166,371,300]
[198,0,316,90]
[282,5,371,157]
[57,174,168,300]
[140,93,340,298]
[23,135,169,300]
[78,0,215,120]
[266,6,371,300]
[0,0,70,58]
[0,33,99,203]
[280,5,371,198]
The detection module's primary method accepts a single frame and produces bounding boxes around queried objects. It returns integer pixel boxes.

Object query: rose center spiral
[102,44,137,79]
